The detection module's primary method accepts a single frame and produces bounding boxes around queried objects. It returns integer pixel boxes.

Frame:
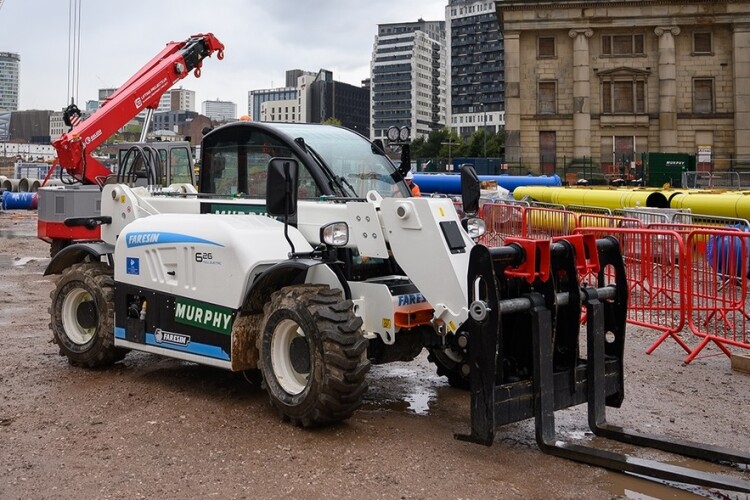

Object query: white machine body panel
[345,201,389,258]
[379,197,472,332]
[114,213,313,309]
[99,183,473,333]
[348,281,397,343]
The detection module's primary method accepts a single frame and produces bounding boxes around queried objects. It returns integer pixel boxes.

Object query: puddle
[605,470,728,499]
[565,430,593,440]
[362,363,444,416]
[0,255,44,267]
[13,256,37,266]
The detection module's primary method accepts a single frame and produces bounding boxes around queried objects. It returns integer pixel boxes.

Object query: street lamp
[480,102,487,158]
[441,139,458,171]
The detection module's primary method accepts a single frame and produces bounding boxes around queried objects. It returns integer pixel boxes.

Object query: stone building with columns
[495,0,750,173]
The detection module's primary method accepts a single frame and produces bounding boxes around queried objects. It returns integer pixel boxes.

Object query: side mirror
[461,164,481,216]
[266,157,299,217]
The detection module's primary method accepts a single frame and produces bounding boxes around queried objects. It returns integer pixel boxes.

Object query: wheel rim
[270,318,310,395]
[439,346,463,364]
[61,286,98,345]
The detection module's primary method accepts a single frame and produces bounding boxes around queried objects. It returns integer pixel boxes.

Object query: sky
[0,0,447,115]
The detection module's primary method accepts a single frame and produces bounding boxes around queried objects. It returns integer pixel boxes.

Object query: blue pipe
[412,173,561,194]
[2,192,37,210]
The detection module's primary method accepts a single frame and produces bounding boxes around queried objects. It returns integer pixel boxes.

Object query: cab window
[168,147,193,184]
[203,129,320,199]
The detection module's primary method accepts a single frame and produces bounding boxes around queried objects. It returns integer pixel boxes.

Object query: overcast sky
[0,0,447,115]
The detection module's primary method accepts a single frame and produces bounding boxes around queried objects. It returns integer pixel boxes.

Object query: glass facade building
[248,88,297,122]
[370,20,446,141]
[0,52,20,112]
[446,1,505,138]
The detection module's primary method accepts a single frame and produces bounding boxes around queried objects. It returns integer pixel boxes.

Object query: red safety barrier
[523,206,578,240]
[576,227,688,354]
[481,203,525,246]
[479,206,750,365]
[684,229,750,363]
[578,214,644,230]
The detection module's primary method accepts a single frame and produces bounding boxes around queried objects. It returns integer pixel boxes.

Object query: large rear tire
[49,262,126,368]
[258,284,369,427]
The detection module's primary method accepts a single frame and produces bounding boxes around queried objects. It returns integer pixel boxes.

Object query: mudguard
[241,259,350,313]
[44,242,114,276]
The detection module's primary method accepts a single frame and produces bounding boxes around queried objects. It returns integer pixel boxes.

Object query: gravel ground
[1,210,749,499]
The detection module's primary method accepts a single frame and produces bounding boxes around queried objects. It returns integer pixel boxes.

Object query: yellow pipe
[513,186,669,210]
[512,185,750,223]
[669,191,750,220]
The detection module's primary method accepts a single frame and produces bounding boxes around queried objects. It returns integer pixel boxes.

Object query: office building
[169,87,196,112]
[49,111,65,142]
[9,110,51,143]
[309,70,370,135]
[201,100,237,122]
[370,20,446,142]
[0,52,20,112]
[152,110,200,133]
[249,87,298,121]
[252,69,369,134]
[446,1,505,139]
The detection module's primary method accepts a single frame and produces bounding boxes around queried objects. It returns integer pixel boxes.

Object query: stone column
[655,26,680,153]
[504,31,521,165]
[569,29,593,161]
[733,24,750,161]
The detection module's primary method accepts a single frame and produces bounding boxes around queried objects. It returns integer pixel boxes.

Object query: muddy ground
[1,210,749,499]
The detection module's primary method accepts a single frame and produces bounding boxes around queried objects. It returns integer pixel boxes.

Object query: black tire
[258,284,369,427]
[427,347,470,390]
[49,239,71,258]
[49,262,126,368]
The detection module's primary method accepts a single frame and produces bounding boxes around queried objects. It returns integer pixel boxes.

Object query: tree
[462,129,506,158]
[410,128,465,160]
[322,117,342,126]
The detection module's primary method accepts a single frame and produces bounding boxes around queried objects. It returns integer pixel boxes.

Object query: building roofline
[496,0,746,9]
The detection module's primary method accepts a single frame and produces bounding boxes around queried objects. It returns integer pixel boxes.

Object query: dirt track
[1,210,749,499]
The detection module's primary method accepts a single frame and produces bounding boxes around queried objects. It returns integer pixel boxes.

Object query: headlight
[321,222,349,247]
[387,126,400,141]
[398,126,411,142]
[465,217,486,239]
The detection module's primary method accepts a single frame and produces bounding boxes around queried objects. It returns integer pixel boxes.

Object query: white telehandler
[43,122,750,493]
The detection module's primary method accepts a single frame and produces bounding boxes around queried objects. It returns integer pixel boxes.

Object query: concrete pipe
[2,178,21,192]
[18,178,30,192]
[29,179,42,192]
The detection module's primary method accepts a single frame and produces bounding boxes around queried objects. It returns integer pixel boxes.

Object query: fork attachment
[456,235,750,494]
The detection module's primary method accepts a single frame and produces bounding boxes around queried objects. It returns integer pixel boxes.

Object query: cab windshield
[271,124,411,199]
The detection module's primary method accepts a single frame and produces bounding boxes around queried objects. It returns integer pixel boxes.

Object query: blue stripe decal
[114,327,230,361]
[125,231,224,248]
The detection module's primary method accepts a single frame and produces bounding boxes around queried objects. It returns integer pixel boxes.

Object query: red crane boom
[51,33,224,185]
